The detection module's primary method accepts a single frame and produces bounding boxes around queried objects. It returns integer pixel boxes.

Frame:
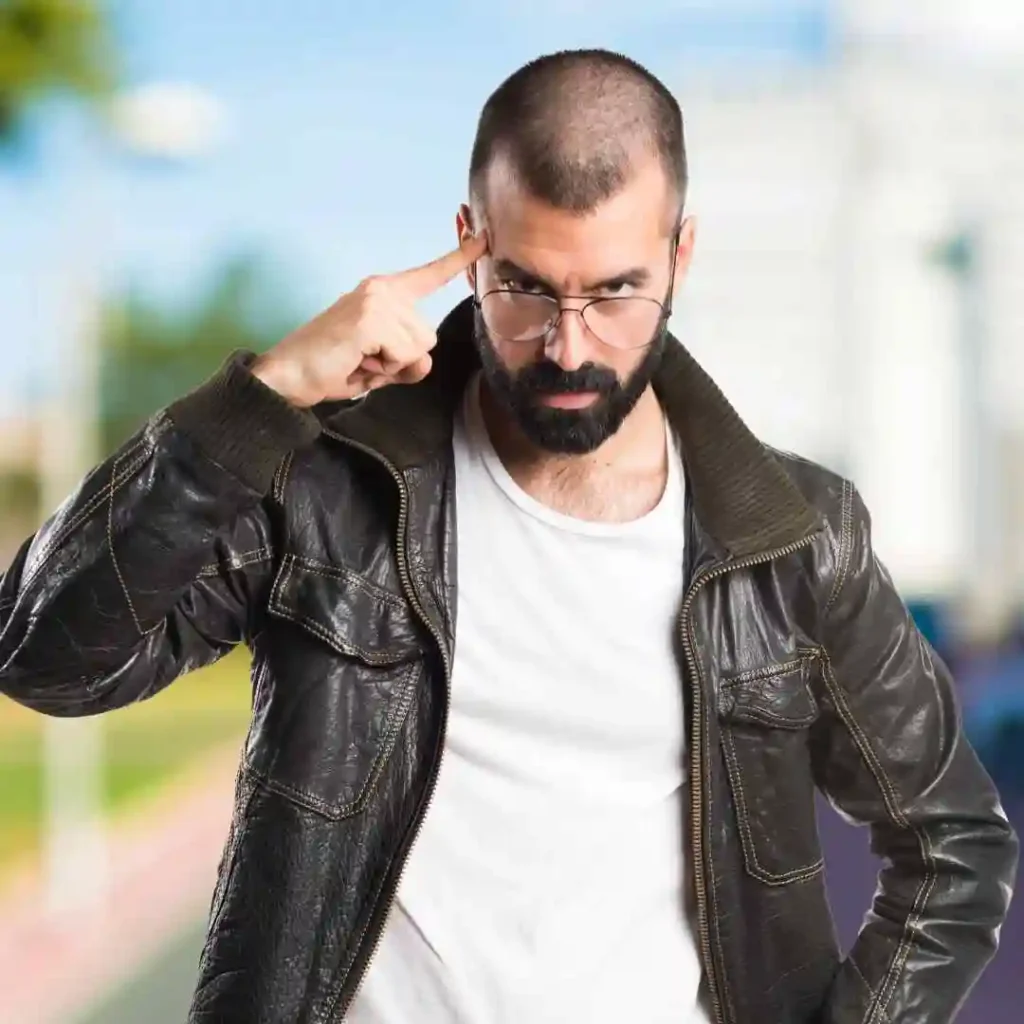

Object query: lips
[536,391,601,409]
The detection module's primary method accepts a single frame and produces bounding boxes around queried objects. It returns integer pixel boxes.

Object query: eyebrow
[491,257,652,293]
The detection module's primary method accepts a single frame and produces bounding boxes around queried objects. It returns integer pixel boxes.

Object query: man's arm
[811,482,1019,1023]
[0,234,487,715]
[0,352,321,715]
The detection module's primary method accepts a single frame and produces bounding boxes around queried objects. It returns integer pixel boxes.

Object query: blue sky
[0,0,833,410]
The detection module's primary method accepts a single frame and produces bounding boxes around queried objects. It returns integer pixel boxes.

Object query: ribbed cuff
[166,350,322,494]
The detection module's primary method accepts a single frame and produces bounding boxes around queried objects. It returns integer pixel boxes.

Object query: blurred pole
[934,228,1011,644]
[40,243,107,921]
[37,82,224,924]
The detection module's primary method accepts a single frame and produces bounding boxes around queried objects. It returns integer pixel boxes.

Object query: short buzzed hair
[469,49,687,216]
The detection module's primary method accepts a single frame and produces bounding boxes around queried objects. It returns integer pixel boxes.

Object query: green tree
[0,2,114,530]
[0,0,114,143]
[0,254,296,526]
[100,252,298,454]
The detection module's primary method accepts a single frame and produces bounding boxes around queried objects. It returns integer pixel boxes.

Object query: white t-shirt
[347,377,709,1023]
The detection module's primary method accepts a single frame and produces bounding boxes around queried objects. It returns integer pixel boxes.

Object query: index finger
[391,231,488,300]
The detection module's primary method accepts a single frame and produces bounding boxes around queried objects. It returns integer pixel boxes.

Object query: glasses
[476,291,668,352]
[473,226,681,352]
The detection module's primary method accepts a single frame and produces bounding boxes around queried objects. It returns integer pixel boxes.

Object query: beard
[472,306,668,455]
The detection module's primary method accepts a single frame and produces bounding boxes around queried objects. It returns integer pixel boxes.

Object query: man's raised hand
[252,232,488,407]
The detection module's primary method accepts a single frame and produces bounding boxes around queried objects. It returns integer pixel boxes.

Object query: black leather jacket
[0,298,1017,1023]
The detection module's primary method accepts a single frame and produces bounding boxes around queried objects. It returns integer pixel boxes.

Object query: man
[0,49,1016,1024]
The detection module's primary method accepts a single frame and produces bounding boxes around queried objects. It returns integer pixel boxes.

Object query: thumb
[392,353,433,385]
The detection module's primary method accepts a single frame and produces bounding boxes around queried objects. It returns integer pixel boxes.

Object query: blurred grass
[0,647,251,873]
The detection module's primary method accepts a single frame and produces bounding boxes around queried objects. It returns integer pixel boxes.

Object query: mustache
[514,360,619,396]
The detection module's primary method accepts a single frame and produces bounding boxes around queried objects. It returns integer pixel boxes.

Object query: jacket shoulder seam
[272,449,295,504]
[106,449,150,637]
[824,476,855,616]
[20,436,152,598]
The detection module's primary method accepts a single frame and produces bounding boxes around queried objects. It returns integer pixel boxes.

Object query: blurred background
[0,0,1022,1020]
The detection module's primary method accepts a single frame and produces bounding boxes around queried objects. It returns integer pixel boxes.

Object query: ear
[456,204,478,290]
[672,215,697,293]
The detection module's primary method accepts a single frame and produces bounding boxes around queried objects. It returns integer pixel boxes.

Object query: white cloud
[845,0,1024,61]
[501,0,818,15]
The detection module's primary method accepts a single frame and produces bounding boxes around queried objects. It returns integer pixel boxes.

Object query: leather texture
[0,298,1016,1024]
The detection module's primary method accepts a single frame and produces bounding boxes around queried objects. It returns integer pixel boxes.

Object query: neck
[477,380,669,522]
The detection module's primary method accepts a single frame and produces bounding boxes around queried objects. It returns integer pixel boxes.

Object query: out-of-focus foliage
[99,252,298,453]
[0,467,39,519]
[0,1,116,524]
[0,0,115,143]
[0,254,297,525]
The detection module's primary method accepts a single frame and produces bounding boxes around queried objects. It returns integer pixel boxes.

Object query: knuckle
[359,275,389,298]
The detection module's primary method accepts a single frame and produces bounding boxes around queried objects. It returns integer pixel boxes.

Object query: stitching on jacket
[440,485,455,632]
[848,953,887,1020]
[19,439,150,596]
[244,664,417,822]
[723,705,818,730]
[268,558,413,665]
[719,725,825,885]
[106,451,147,637]
[272,450,294,504]
[721,658,803,686]
[290,556,409,611]
[271,553,408,612]
[720,660,817,729]
[824,478,854,615]
[818,650,937,1024]
[196,547,272,578]
[271,603,402,666]
[693,653,739,1024]
[198,769,259,973]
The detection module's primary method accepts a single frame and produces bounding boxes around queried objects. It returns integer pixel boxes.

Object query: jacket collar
[321,297,822,559]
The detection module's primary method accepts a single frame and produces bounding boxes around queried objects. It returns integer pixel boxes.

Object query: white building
[673,0,1024,638]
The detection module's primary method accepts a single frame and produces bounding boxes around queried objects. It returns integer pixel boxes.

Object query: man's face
[460,159,694,455]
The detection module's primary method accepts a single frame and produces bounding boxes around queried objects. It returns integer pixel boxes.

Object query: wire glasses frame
[473,225,683,351]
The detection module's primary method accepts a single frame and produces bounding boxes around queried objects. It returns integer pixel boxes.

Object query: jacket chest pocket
[246,555,427,820]
[717,657,824,885]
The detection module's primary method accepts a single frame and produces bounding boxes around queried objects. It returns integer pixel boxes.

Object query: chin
[514,408,617,455]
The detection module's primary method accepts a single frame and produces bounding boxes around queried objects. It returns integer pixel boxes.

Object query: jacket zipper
[321,428,453,1022]
[679,533,817,1024]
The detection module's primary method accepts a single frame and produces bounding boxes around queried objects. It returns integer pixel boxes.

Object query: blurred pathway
[77,920,207,1024]
[0,745,238,1024]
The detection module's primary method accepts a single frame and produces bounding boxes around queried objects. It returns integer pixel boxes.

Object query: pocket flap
[268,555,422,665]
[719,660,817,729]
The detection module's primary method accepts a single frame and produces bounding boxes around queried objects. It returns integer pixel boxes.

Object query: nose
[543,306,591,371]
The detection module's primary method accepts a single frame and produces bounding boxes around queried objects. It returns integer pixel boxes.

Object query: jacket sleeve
[812,482,1019,1023]
[0,351,321,716]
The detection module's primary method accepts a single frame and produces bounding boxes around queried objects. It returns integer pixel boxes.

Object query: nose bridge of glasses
[542,292,606,333]
[550,300,588,330]
[543,305,591,366]
[540,303,606,359]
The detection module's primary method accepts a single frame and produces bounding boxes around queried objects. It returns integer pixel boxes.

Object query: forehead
[480,159,675,272]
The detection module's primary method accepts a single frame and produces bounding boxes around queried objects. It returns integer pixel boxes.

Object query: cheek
[491,338,545,373]
[609,347,648,381]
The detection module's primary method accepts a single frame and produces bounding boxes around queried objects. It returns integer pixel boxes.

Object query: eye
[498,276,546,295]
[598,281,636,298]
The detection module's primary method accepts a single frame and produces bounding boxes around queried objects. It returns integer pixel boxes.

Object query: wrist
[250,353,318,409]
